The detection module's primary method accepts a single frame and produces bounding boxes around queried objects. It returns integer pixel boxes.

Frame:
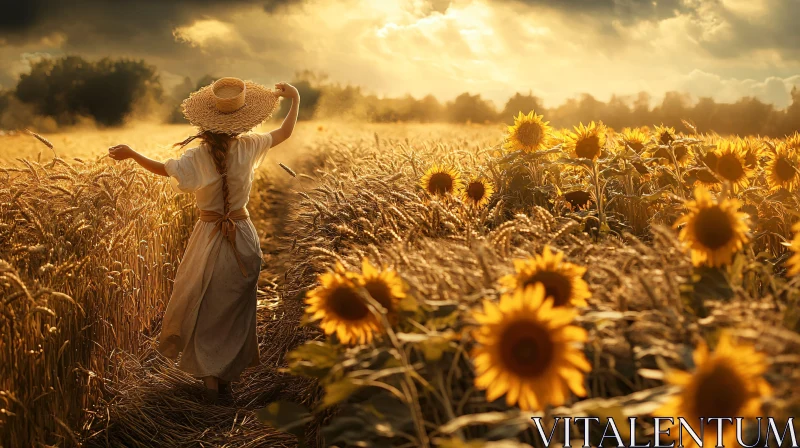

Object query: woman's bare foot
[202,376,220,403]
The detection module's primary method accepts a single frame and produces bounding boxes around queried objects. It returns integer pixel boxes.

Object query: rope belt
[199,207,250,278]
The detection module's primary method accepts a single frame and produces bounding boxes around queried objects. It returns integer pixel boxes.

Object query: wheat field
[1,118,799,447]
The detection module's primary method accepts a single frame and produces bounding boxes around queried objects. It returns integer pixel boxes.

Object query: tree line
[1,56,798,137]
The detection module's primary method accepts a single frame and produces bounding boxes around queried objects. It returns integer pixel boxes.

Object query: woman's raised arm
[108,144,168,176]
[269,82,300,149]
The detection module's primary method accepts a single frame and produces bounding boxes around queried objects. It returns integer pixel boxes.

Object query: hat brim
[181,80,280,134]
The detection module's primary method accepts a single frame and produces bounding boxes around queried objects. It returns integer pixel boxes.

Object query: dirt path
[85,139,320,448]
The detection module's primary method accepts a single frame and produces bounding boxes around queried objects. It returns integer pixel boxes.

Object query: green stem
[363,292,430,448]
[592,161,607,228]
[667,145,685,199]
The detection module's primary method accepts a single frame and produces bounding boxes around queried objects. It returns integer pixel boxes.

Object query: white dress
[157,132,272,382]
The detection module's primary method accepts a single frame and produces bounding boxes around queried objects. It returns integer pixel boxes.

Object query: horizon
[2,0,799,109]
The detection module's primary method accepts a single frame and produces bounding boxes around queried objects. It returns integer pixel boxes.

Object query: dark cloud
[509,0,691,22]
[263,0,304,13]
[0,0,298,43]
[510,0,800,61]
[694,0,800,60]
[0,0,305,91]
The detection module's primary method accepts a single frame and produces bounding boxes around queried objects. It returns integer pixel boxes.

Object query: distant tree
[574,94,604,125]
[15,56,162,126]
[410,94,444,122]
[167,76,196,123]
[446,92,497,123]
[277,79,321,121]
[6,58,799,136]
[727,97,774,136]
[501,92,544,123]
[603,95,634,130]
[690,97,718,134]
[632,92,651,120]
[781,86,800,136]
[0,89,9,115]
[194,75,216,90]
[651,91,691,129]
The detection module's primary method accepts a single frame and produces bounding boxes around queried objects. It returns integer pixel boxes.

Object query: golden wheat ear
[279,162,297,178]
[25,129,57,159]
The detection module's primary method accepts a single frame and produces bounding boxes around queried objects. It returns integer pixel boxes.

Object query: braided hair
[174,131,239,214]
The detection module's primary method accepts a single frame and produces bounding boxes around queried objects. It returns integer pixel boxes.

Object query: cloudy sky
[1,0,799,108]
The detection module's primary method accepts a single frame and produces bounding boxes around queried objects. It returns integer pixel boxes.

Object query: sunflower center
[675,145,690,162]
[328,286,370,321]
[693,206,734,250]
[692,362,748,418]
[427,172,454,195]
[775,157,796,182]
[653,147,670,160]
[716,154,745,181]
[522,271,574,307]
[627,141,645,153]
[659,132,674,145]
[466,181,487,202]
[575,135,601,159]
[516,122,543,147]
[498,320,554,377]
[564,190,592,209]
[364,279,393,313]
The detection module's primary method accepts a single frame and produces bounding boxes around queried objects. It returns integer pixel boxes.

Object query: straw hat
[181,77,280,134]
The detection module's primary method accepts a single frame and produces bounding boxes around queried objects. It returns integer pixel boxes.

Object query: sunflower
[552,128,570,144]
[785,131,800,150]
[788,222,800,276]
[698,148,719,171]
[618,127,649,153]
[355,258,408,323]
[648,143,693,166]
[420,165,463,196]
[499,246,590,308]
[504,111,552,153]
[461,177,495,208]
[739,137,764,169]
[710,140,753,192]
[563,121,608,160]
[654,124,677,146]
[691,167,721,189]
[305,263,381,345]
[765,143,799,192]
[471,283,591,411]
[674,186,750,267]
[656,333,771,448]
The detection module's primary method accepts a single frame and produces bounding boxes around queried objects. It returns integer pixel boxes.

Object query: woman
[108,77,300,402]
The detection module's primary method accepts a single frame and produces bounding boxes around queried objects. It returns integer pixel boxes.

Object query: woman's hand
[269,82,300,149]
[108,144,135,161]
[274,82,299,100]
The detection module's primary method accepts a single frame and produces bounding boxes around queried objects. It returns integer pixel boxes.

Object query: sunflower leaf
[319,378,361,410]
[285,340,341,379]
[439,412,525,435]
[255,400,312,444]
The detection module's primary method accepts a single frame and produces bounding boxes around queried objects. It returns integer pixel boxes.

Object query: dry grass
[0,154,196,446]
